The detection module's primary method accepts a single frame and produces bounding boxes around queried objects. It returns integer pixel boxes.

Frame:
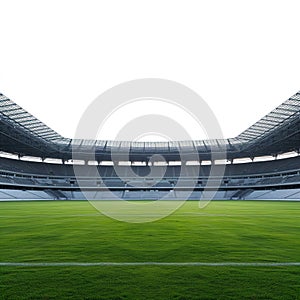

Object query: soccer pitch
[1,201,300,299]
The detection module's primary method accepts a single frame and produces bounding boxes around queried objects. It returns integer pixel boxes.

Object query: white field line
[0,262,300,267]
[0,213,300,218]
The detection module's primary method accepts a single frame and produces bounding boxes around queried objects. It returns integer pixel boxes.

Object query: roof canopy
[0,91,299,161]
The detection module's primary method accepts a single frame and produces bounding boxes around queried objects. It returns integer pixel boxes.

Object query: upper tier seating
[1,156,300,179]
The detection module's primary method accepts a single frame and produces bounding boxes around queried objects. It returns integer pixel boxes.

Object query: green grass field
[1,200,300,299]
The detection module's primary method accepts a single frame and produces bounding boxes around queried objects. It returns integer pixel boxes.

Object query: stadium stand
[0,91,300,200]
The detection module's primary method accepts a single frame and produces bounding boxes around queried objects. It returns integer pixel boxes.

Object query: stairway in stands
[230,189,254,200]
[45,189,68,200]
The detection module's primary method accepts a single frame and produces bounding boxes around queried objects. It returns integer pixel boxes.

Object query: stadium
[1,90,300,299]
[0,91,300,201]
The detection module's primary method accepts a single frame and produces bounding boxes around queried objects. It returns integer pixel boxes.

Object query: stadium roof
[237,92,300,142]
[0,94,63,141]
[0,91,300,161]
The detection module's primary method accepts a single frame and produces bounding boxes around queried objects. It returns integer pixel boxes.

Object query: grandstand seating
[1,156,300,178]
[1,90,300,201]
[0,154,300,200]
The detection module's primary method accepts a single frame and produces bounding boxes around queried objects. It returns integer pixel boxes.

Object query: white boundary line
[0,262,300,267]
[1,213,300,218]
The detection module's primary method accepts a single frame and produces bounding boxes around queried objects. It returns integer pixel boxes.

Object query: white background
[0,0,300,140]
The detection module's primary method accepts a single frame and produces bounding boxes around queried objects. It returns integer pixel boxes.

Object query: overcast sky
[0,1,300,141]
